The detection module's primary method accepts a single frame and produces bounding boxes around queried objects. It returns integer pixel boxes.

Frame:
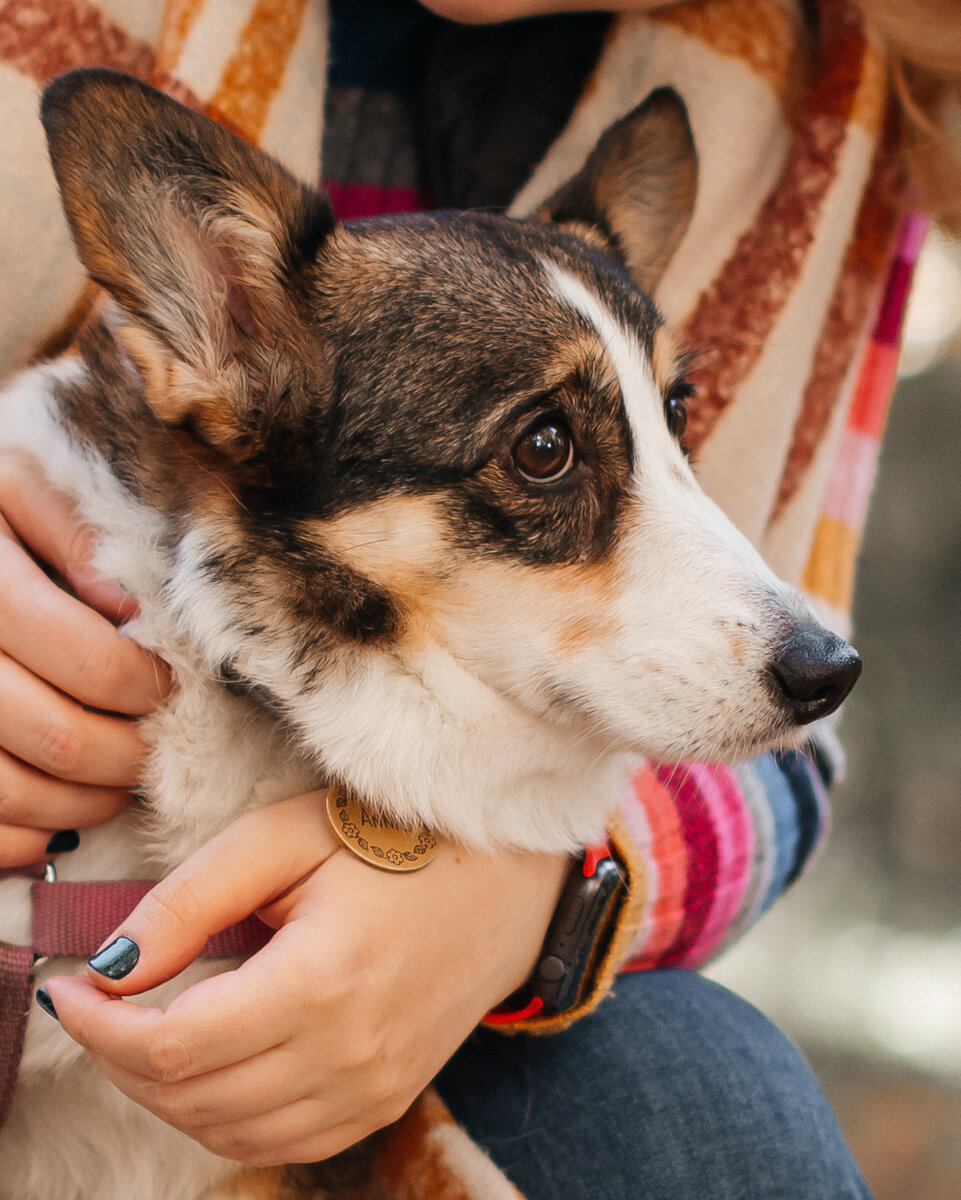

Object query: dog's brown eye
[664,383,692,440]
[512,415,575,483]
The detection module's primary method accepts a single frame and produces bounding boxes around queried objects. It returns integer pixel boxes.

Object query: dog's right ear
[41,69,335,460]
[536,88,697,297]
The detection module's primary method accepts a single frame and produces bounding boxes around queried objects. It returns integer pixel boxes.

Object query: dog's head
[41,70,859,848]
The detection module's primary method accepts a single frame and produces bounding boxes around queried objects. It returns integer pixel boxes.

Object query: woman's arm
[40,740,831,1160]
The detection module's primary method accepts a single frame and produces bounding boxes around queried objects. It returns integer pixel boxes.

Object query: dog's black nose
[769,623,862,724]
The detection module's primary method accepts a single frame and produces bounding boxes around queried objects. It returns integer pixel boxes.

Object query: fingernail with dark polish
[36,987,58,1021]
[46,830,79,854]
[88,936,140,980]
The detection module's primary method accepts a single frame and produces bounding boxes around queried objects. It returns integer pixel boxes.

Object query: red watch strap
[484,996,545,1024]
[582,841,610,878]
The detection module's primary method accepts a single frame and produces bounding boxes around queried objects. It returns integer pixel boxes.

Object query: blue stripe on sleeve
[755,753,801,915]
[775,749,828,887]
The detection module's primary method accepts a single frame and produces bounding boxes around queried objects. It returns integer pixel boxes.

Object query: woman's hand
[41,793,568,1166]
[0,451,170,866]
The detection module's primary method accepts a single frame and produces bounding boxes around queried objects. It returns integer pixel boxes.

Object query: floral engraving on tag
[326,785,437,871]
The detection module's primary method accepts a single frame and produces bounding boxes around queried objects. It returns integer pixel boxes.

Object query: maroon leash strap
[0,942,34,1132]
[31,881,272,959]
[0,872,271,1131]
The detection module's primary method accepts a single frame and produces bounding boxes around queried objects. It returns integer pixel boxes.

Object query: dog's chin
[703,721,808,764]
[612,711,804,768]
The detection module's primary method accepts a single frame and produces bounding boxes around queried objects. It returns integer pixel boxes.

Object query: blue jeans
[436,970,872,1199]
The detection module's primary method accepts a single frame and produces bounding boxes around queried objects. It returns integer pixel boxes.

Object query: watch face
[534,857,624,1013]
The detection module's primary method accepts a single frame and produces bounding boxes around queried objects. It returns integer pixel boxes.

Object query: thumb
[86,791,339,995]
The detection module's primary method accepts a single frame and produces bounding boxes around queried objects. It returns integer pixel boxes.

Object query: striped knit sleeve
[614,744,833,972]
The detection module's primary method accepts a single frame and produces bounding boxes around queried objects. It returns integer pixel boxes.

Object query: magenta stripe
[876,258,918,347]
[325,181,430,221]
[654,763,720,965]
[898,210,929,267]
[682,765,754,965]
[875,212,929,346]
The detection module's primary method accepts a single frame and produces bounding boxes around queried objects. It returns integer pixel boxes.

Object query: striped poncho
[0,0,919,1195]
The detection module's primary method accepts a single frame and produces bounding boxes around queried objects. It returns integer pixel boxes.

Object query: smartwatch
[487,844,626,1022]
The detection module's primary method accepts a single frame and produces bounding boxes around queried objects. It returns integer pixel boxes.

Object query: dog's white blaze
[535,261,818,766]
[541,260,663,468]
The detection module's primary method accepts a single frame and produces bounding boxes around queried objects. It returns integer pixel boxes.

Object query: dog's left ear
[537,88,697,296]
[41,68,335,462]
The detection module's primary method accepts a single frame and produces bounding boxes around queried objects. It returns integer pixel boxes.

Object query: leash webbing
[0,870,271,1131]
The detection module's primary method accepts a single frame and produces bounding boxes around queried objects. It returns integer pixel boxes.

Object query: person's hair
[861,0,961,233]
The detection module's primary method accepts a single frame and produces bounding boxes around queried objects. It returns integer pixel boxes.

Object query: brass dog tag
[325,784,438,871]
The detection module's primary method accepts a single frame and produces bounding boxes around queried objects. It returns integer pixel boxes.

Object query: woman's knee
[437,969,872,1199]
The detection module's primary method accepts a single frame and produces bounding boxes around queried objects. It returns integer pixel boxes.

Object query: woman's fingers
[88,1033,387,1168]
[0,450,134,622]
[81,792,340,997]
[0,450,171,716]
[0,747,130,830]
[87,1042,313,1130]
[0,455,167,845]
[43,795,343,1088]
[84,1035,371,1167]
[0,530,169,716]
[0,822,56,867]
[191,1102,378,1167]
[0,650,149,786]
[45,968,290,1081]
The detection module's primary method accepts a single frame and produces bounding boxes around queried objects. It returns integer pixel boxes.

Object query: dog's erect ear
[537,88,697,296]
[41,69,335,458]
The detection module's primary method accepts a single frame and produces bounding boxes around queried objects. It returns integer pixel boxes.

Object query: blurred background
[710,232,961,1200]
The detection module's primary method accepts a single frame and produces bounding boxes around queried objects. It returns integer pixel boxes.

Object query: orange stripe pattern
[209,0,308,144]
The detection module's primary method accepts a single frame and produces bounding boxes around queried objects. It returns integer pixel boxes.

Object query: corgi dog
[0,69,859,1200]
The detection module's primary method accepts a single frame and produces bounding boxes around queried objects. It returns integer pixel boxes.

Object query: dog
[0,69,860,1200]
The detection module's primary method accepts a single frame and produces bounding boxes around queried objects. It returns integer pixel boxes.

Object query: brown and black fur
[43,71,692,665]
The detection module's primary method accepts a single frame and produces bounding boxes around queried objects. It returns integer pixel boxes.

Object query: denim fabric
[436,970,872,1199]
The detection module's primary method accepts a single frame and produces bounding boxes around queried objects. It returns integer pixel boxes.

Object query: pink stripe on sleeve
[677,765,755,966]
[874,211,928,347]
[655,763,720,967]
[849,211,928,437]
[621,764,689,968]
[820,426,879,530]
[846,339,900,440]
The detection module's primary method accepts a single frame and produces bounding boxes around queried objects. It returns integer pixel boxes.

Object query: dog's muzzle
[768,620,862,725]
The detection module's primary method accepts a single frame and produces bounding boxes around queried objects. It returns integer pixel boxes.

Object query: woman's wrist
[423,840,570,1003]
